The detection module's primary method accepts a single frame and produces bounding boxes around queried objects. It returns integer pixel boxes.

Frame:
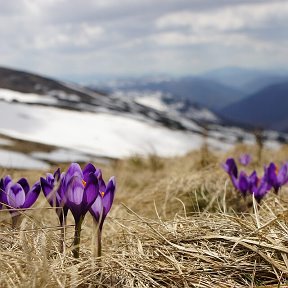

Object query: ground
[1,144,288,287]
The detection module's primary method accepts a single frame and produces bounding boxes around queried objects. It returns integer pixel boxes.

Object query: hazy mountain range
[221,82,288,132]
[95,67,288,132]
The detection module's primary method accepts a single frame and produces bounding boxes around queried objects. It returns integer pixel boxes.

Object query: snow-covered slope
[0,67,286,169]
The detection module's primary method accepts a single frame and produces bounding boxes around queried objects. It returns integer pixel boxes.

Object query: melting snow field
[0,101,212,159]
[0,149,49,170]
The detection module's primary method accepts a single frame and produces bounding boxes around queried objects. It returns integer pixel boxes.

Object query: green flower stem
[72,216,84,258]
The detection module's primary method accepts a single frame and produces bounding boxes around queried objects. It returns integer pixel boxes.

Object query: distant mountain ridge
[201,67,288,95]
[220,81,288,132]
[97,76,247,111]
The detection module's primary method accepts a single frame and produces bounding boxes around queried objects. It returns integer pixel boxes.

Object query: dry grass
[1,144,288,287]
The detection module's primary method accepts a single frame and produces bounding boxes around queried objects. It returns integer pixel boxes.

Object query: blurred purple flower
[222,158,238,179]
[265,162,288,194]
[239,154,252,166]
[250,175,271,203]
[233,170,258,197]
[222,158,270,201]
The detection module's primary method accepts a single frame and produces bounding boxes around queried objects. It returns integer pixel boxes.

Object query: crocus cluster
[0,162,116,258]
[223,157,288,203]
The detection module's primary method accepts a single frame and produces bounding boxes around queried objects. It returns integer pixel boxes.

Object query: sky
[0,0,288,83]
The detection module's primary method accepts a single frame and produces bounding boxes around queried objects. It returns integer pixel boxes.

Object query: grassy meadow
[1,144,288,287]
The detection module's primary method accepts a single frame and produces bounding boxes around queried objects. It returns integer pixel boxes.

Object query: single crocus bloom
[89,169,116,257]
[266,162,288,194]
[223,158,247,195]
[63,163,99,223]
[234,171,257,197]
[40,168,68,225]
[89,170,116,231]
[223,158,238,180]
[250,176,271,203]
[0,175,41,228]
[239,154,252,166]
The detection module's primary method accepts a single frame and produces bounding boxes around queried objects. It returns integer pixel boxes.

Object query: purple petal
[64,163,83,190]
[278,163,288,185]
[3,175,12,189]
[82,173,99,209]
[239,154,252,166]
[22,181,41,208]
[0,178,8,205]
[252,179,271,203]
[222,158,238,178]
[41,177,60,207]
[238,172,249,195]
[95,169,106,193]
[267,163,277,186]
[46,173,55,185]
[53,168,61,182]
[17,178,30,195]
[102,176,116,216]
[66,176,85,205]
[7,183,25,208]
[83,163,96,181]
[89,194,103,223]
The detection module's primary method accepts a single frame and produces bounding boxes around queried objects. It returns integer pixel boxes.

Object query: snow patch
[32,149,91,163]
[0,149,49,170]
[0,88,57,105]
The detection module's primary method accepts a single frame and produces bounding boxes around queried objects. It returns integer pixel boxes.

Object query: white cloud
[0,0,287,78]
[156,1,288,32]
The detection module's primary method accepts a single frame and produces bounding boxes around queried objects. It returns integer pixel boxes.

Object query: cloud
[0,0,287,79]
[156,2,288,32]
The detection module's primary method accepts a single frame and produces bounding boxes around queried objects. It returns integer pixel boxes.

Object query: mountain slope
[220,82,288,131]
[98,76,246,111]
[0,66,285,169]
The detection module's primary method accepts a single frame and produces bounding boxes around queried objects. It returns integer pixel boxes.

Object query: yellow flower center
[82,179,87,187]
[101,191,105,197]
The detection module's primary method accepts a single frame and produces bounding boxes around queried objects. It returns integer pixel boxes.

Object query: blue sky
[0,0,288,82]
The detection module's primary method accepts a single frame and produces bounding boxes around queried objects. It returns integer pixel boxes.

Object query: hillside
[220,82,288,131]
[98,76,246,111]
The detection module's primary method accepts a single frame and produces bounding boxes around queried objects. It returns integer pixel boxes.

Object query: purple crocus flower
[57,162,99,258]
[0,175,41,227]
[250,175,271,203]
[40,168,68,226]
[63,163,99,223]
[265,162,288,194]
[239,154,252,166]
[223,158,249,196]
[89,168,116,257]
[223,158,238,179]
[234,171,258,197]
[89,170,116,231]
